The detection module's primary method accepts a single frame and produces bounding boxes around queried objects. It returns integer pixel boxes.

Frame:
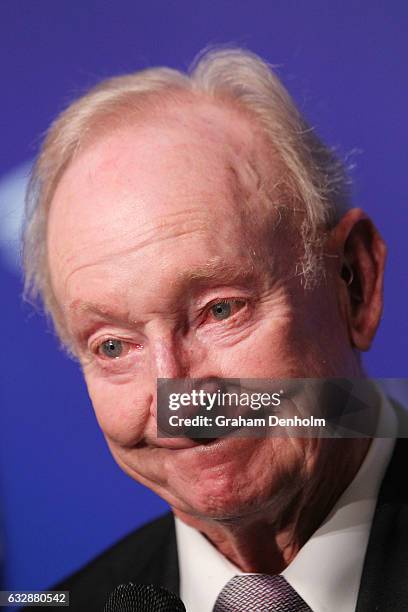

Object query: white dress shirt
[175,390,397,612]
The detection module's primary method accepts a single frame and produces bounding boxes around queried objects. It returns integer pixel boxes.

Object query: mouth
[141,436,219,450]
[134,434,259,472]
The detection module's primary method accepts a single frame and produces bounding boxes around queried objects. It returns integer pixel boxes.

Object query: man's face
[47,102,356,522]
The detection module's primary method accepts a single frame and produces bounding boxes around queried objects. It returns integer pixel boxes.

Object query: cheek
[217,304,349,379]
[201,317,306,378]
[84,375,151,446]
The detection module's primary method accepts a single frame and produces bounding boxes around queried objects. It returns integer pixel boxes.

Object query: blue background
[0,0,407,593]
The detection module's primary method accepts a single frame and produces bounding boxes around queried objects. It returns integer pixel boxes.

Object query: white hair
[22,46,350,343]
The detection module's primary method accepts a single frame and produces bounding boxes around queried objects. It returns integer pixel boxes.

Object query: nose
[150,335,189,380]
[148,335,189,423]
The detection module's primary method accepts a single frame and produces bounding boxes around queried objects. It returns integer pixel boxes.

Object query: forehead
[49,98,276,227]
[47,100,283,312]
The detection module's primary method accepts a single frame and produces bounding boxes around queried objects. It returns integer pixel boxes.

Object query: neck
[173,437,371,574]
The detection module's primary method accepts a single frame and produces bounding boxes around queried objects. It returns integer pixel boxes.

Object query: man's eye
[209,299,246,321]
[99,338,124,359]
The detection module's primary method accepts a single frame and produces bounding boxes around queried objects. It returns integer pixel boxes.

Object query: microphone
[104,583,186,611]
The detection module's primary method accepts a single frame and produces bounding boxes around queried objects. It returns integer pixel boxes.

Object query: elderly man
[22,48,406,611]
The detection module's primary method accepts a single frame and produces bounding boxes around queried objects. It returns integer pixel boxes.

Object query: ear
[329,208,387,351]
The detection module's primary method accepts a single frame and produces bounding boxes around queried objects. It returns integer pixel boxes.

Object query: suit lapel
[132,512,180,594]
[356,432,408,611]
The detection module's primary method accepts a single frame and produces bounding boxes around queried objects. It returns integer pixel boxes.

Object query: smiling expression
[47,100,358,521]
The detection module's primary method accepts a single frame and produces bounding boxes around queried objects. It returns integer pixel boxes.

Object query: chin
[168,470,278,523]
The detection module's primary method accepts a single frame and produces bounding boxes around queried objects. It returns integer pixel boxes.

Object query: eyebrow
[174,258,256,284]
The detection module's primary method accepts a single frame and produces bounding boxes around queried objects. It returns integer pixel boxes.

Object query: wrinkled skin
[47,100,385,571]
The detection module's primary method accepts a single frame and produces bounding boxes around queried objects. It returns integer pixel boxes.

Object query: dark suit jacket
[25,403,408,611]
[51,511,180,610]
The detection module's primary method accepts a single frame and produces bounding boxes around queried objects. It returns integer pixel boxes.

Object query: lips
[140,436,208,450]
[140,434,219,450]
